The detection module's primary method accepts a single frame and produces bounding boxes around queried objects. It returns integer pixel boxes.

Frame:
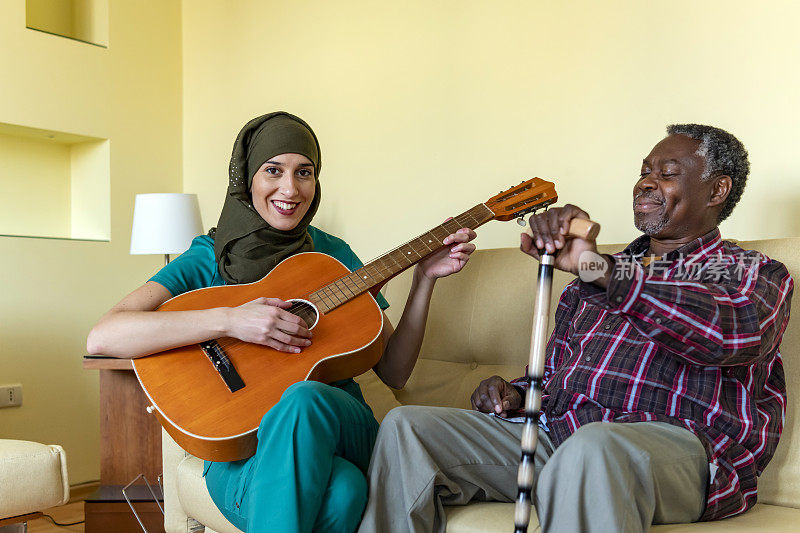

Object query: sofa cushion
[444,502,537,532]
[0,439,69,519]
[382,248,576,367]
[443,502,800,532]
[176,455,242,533]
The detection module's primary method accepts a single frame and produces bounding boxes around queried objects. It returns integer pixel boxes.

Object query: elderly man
[358,124,794,533]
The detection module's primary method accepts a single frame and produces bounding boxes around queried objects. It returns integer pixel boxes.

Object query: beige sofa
[163,237,800,532]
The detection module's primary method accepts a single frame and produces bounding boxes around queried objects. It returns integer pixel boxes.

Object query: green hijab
[210,112,322,284]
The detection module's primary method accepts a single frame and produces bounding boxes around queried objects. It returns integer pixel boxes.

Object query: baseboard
[68,480,100,503]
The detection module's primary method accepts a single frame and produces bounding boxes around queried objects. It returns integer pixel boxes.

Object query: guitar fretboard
[308,204,495,314]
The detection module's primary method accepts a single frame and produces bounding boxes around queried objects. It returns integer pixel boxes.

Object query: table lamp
[130,193,203,265]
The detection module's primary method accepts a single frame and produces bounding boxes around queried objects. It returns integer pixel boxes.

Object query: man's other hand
[470,375,522,417]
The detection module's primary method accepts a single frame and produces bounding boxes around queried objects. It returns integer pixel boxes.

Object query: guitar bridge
[199,340,245,393]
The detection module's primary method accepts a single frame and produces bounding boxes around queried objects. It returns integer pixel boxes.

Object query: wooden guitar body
[132,252,384,462]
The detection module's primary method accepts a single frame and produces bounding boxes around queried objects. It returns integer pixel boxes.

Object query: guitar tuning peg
[517,217,526,226]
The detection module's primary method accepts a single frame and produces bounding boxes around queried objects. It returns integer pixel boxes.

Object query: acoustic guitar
[134,178,558,461]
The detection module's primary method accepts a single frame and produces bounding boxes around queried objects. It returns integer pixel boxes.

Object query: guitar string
[209,205,510,355]
[212,212,479,352]
[300,208,486,308]
[302,208,487,305]
[212,211,487,355]
[211,205,512,356]
[197,192,541,362]
[353,207,486,271]
[214,207,502,356]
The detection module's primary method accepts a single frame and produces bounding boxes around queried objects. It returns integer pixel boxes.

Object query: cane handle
[524,217,600,241]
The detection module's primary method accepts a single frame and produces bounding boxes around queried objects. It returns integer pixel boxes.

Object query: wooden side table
[83,356,165,533]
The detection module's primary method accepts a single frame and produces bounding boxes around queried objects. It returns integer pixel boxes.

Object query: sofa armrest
[0,440,69,519]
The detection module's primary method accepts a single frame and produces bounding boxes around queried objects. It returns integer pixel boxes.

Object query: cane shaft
[513,253,555,532]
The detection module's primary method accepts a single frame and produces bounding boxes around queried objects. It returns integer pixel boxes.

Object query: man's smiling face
[634,134,717,239]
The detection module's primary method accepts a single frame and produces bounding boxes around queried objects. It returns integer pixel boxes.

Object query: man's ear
[708,175,732,208]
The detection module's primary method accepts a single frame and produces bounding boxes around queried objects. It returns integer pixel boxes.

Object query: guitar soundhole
[287,299,320,330]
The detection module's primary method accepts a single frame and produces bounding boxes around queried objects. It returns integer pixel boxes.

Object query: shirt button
[655,318,662,324]
[470,361,478,370]
[604,324,611,330]
[615,296,623,303]
[585,356,591,362]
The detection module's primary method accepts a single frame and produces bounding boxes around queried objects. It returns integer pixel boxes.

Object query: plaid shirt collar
[621,227,723,264]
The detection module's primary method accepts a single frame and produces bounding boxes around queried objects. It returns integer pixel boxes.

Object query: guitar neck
[308,203,496,314]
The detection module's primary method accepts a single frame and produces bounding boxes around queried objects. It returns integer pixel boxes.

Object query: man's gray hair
[666,124,750,223]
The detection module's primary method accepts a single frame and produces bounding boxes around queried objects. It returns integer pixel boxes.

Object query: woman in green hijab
[87,112,477,532]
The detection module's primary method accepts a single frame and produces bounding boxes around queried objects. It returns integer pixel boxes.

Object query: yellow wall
[3,0,799,488]
[0,0,182,484]
[183,0,800,264]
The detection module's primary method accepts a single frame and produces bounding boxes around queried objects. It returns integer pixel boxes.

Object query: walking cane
[513,217,600,533]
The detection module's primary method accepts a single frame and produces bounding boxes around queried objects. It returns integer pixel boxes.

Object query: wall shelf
[0,122,110,241]
[25,0,109,48]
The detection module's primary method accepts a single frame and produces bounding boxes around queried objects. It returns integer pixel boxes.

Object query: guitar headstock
[484,178,558,221]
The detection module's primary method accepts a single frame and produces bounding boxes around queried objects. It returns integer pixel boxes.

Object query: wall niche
[0,122,109,241]
[26,0,108,47]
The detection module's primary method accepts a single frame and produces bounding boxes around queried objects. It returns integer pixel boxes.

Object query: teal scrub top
[150,225,389,310]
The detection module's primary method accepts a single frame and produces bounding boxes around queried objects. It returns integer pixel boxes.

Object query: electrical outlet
[0,384,22,408]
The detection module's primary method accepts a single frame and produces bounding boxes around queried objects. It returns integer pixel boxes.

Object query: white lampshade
[130,193,203,255]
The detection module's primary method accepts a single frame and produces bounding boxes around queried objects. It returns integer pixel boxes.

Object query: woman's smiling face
[250,153,316,230]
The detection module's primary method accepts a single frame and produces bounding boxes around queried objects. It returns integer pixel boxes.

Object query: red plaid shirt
[511,228,793,521]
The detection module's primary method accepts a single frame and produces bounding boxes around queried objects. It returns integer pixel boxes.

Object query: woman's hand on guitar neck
[418,223,477,281]
[374,222,476,389]
[226,298,312,354]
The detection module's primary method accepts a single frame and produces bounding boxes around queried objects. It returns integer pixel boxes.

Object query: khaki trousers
[358,406,708,533]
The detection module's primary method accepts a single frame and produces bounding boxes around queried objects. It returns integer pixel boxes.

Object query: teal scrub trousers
[204,380,380,532]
